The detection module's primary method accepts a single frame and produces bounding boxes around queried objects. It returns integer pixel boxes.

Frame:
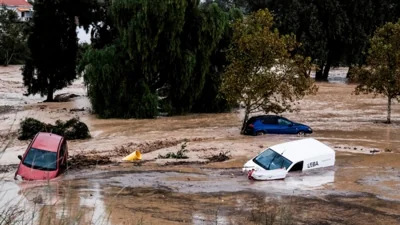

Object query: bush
[158,141,189,159]
[18,117,91,140]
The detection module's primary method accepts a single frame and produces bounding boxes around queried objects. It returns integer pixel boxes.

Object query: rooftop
[0,0,32,7]
[31,132,63,152]
[270,138,335,163]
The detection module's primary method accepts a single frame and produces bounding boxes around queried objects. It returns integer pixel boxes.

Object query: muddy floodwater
[1,66,400,224]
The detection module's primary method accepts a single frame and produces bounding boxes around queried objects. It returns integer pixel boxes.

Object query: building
[0,0,33,21]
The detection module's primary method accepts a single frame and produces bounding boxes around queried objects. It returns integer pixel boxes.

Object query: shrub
[18,117,91,140]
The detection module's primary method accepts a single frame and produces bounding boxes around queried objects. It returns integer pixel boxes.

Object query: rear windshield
[23,148,58,171]
[253,148,292,170]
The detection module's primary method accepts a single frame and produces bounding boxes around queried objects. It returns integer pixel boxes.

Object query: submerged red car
[15,132,68,181]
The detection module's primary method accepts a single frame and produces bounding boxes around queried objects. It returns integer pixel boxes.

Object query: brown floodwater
[1,66,400,224]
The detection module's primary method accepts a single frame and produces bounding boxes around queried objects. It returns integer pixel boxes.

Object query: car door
[277,118,297,134]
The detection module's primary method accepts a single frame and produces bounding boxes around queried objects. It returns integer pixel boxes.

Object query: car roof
[269,138,335,163]
[31,132,63,152]
[250,115,279,120]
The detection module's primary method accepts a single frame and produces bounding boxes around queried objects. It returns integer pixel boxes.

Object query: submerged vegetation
[18,117,91,140]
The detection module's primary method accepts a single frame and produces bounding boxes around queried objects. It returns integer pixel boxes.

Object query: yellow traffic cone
[122,150,142,161]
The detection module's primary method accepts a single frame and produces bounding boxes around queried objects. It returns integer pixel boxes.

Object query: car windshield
[22,148,58,171]
[253,148,292,170]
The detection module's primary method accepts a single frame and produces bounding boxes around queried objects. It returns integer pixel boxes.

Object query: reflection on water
[0,178,109,225]
[79,181,109,225]
[0,168,336,224]
[192,211,231,225]
[0,160,399,224]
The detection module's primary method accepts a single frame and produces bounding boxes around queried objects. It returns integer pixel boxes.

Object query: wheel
[255,131,265,136]
[297,131,305,136]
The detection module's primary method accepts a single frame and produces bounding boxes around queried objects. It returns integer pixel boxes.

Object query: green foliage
[192,4,243,113]
[89,0,117,49]
[78,43,158,118]
[256,0,400,80]
[158,141,189,159]
[18,117,90,140]
[22,0,96,102]
[0,5,28,66]
[76,42,90,64]
[79,0,234,118]
[111,0,187,91]
[165,2,228,114]
[351,21,400,124]
[221,9,317,133]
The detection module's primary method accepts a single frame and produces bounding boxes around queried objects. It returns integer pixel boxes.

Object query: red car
[15,132,68,181]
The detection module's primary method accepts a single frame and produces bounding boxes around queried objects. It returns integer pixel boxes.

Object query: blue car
[244,115,312,136]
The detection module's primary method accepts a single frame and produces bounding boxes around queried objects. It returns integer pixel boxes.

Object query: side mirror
[18,155,22,161]
[289,123,294,127]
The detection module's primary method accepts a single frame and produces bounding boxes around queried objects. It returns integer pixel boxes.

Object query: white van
[243,138,335,181]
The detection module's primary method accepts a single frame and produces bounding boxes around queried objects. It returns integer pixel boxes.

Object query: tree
[0,5,28,66]
[248,0,400,80]
[78,42,158,118]
[192,4,243,113]
[89,0,117,49]
[22,0,95,102]
[164,1,227,114]
[111,0,228,115]
[351,21,400,124]
[221,9,317,133]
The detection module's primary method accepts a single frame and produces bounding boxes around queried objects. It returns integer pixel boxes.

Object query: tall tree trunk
[315,61,325,81]
[387,97,392,124]
[240,111,249,135]
[322,56,332,80]
[46,87,54,102]
[346,65,354,78]
[4,52,8,67]
[315,68,323,80]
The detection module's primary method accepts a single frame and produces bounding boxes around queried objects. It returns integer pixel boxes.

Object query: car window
[247,117,258,124]
[253,148,292,170]
[23,148,57,171]
[60,142,66,158]
[278,118,292,126]
[269,154,292,170]
[262,117,276,124]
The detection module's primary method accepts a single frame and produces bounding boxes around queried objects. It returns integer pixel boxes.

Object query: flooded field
[1,66,400,224]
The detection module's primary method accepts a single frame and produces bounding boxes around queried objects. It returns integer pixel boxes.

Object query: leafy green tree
[164,1,227,114]
[78,42,158,118]
[22,0,95,102]
[89,0,117,49]
[111,0,187,97]
[249,0,400,80]
[192,4,243,113]
[352,21,400,124]
[221,9,317,133]
[0,5,28,66]
[111,0,228,115]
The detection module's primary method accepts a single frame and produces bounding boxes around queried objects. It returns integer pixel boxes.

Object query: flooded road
[1,66,400,224]
[1,152,400,225]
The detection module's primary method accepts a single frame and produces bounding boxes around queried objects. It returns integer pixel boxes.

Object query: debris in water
[370,149,380,154]
[70,108,85,112]
[68,154,112,169]
[53,93,80,102]
[206,151,231,162]
[384,148,392,153]
[122,150,142,161]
